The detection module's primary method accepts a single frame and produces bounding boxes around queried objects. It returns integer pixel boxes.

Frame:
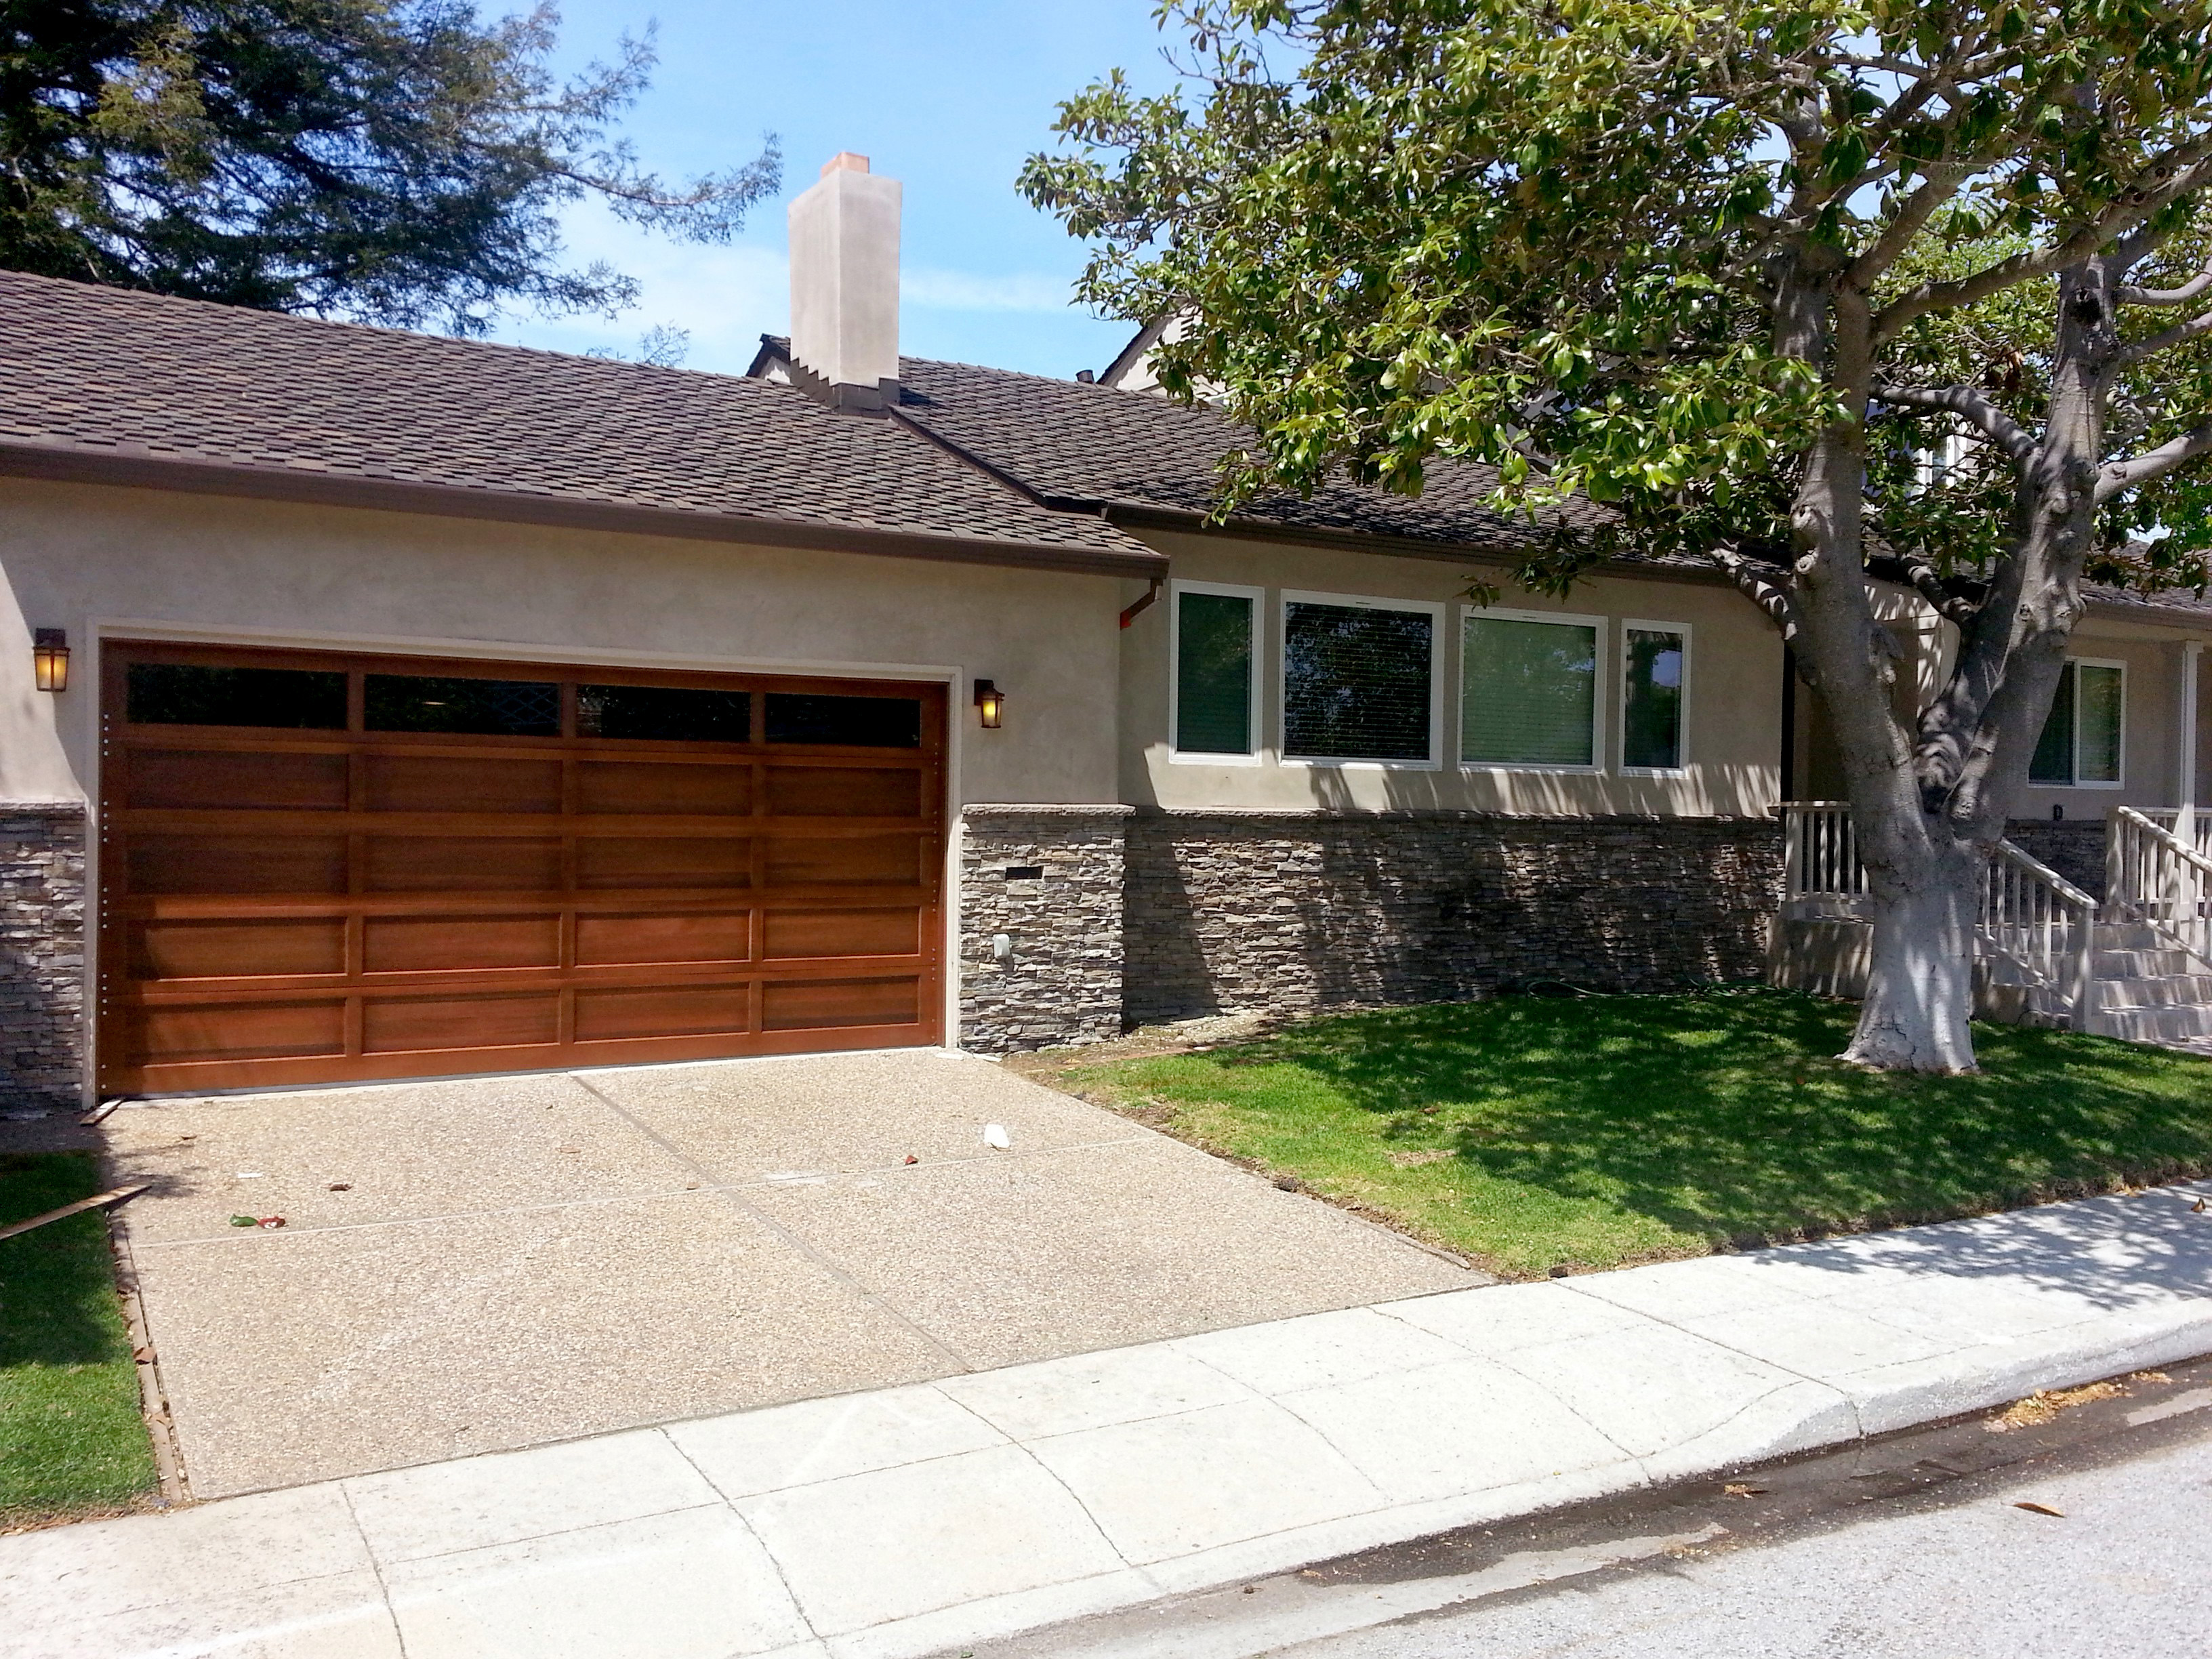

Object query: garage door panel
[102,647,944,1090]
[574,985,750,1042]
[135,1000,348,1065]
[575,910,752,966]
[762,907,919,960]
[764,766,921,819]
[129,834,351,895]
[361,993,561,1054]
[576,836,752,890]
[365,754,562,815]
[577,761,751,817]
[127,748,350,812]
[764,834,923,888]
[363,914,562,973]
[762,976,921,1031]
[365,836,565,892]
[130,918,348,981]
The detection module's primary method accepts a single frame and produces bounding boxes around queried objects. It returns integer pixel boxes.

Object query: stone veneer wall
[1124,812,1785,1028]
[958,806,1131,1054]
[2003,819,2107,901]
[0,802,87,1108]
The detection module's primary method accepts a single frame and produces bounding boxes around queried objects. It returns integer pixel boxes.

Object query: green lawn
[0,1153,158,1528]
[1058,990,2212,1278]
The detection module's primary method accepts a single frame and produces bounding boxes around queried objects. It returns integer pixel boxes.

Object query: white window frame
[1618,617,1693,777]
[1277,588,1445,770]
[1456,605,1608,773]
[1167,579,1266,766]
[2035,656,2127,790]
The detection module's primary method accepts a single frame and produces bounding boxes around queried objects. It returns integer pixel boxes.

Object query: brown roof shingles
[0,270,1160,575]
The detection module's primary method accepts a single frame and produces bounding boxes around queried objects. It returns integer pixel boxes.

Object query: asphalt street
[1288,1398,2212,1658]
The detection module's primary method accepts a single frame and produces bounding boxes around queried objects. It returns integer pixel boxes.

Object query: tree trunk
[1844,836,1983,1072]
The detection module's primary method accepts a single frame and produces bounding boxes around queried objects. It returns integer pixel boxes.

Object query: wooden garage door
[98,643,946,1093]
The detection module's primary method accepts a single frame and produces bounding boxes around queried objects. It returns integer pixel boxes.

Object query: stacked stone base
[958,806,1784,1052]
[0,802,87,1109]
[2003,819,2107,900]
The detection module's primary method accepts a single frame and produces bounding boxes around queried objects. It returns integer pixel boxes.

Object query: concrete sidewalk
[8,1180,2211,1659]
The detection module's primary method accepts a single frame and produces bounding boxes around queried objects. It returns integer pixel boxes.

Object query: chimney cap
[821,151,870,178]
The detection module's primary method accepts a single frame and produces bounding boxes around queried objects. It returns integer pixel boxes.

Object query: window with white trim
[1460,609,1602,769]
[1620,623,1689,772]
[1170,582,1261,758]
[2030,659,2125,786]
[1281,593,1438,763]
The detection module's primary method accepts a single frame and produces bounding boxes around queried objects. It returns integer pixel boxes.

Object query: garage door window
[365,674,561,736]
[126,663,346,729]
[577,684,752,743]
[764,692,921,747]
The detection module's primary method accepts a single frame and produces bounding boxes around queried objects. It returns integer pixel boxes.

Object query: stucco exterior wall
[0,478,1124,810]
[1115,529,1785,817]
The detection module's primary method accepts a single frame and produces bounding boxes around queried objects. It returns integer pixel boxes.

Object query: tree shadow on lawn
[0,1153,132,1371]
[1222,990,2212,1280]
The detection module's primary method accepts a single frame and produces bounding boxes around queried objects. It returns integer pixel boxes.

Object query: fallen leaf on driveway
[2013,1501,2064,1517]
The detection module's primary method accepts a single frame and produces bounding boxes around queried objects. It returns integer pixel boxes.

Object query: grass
[1056,989,2212,1278]
[0,1153,159,1528]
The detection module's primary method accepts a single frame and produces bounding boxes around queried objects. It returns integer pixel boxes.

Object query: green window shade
[1175,590,1254,754]
[1622,628,1685,770]
[1460,615,1596,765]
[2029,663,2076,783]
[2077,664,2123,783]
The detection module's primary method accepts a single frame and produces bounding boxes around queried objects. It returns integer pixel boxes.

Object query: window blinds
[1460,615,1597,766]
[1283,601,1433,761]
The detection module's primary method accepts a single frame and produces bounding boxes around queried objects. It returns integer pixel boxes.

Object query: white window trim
[1167,579,1266,766]
[1618,617,1693,777]
[1456,605,1608,773]
[1277,589,1445,769]
[2036,656,2127,790]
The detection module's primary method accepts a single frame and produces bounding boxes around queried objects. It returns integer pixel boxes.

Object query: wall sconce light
[973,678,1004,729]
[32,629,68,693]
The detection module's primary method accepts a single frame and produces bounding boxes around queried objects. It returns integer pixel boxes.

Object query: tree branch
[2118,255,2212,307]
[2116,307,2212,366]
[1713,546,1807,649]
[1874,382,2036,471]
[2095,422,2212,504]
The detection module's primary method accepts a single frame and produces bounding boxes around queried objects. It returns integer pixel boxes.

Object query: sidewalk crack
[658,1427,826,1645]
[339,1482,411,1658]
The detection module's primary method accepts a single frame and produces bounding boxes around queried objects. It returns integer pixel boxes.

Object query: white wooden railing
[1778,801,2095,1029]
[2108,805,2212,970]
[2139,807,2212,865]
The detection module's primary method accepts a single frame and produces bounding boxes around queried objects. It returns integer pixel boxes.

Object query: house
[3,152,2209,1108]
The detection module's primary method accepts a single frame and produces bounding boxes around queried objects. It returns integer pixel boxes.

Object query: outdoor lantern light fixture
[974,678,1004,729]
[32,629,68,693]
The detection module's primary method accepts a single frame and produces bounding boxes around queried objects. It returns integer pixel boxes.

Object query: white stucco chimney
[787,152,901,412]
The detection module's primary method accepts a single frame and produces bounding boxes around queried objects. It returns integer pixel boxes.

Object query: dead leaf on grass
[1387,1149,1456,1168]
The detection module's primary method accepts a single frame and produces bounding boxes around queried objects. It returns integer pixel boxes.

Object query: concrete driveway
[105,1049,1474,1498]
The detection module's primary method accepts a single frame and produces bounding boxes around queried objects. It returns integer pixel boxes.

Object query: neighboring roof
[0,270,1162,577]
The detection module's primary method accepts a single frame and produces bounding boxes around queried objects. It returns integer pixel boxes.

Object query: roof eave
[0,439,1168,581]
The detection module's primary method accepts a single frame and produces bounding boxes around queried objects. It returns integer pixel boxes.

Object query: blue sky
[493,2,1181,379]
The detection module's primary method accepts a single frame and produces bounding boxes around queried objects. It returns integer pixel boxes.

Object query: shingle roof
[0,270,1160,575]
[890,353,1616,555]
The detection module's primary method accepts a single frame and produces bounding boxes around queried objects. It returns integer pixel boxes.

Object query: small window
[126,663,347,729]
[2030,659,2124,786]
[577,684,752,743]
[365,674,560,737]
[1461,611,1600,768]
[764,692,922,748]
[1172,584,1258,757]
[1621,625,1688,771]
[1282,596,1437,763]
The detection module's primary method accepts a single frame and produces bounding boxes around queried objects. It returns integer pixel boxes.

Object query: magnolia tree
[1023,0,2212,1072]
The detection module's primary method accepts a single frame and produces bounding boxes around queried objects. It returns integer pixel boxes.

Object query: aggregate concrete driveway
[105,1049,1475,1498]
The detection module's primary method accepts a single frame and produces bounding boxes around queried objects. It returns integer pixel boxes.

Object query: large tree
[1023,0,2212,1072]
[1,0,778,333]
